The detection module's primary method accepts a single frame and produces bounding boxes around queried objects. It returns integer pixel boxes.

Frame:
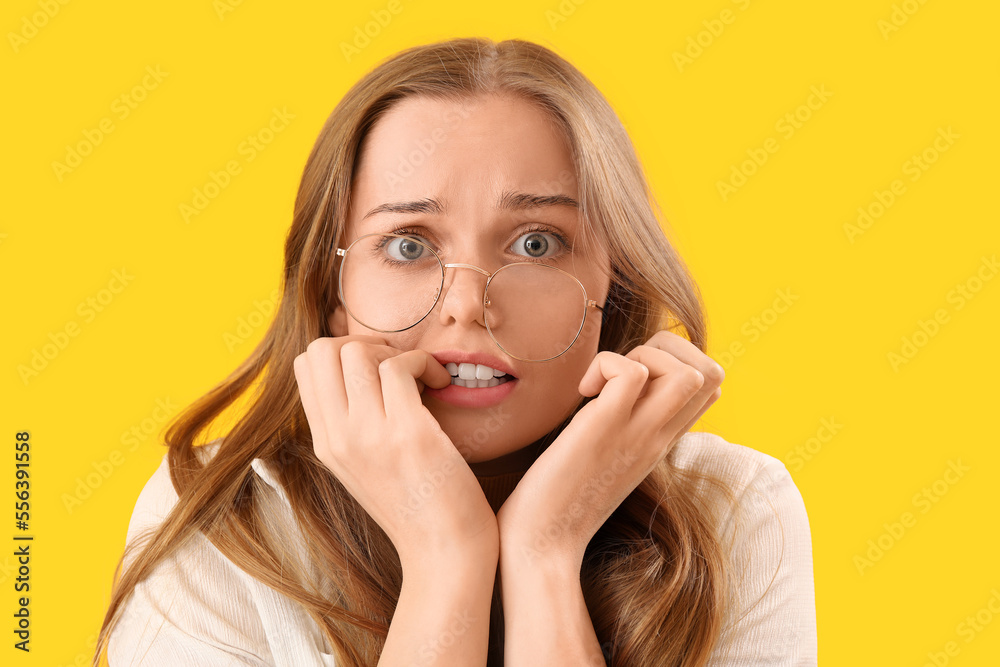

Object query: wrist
[400,539,500,581]
[500,535,584,579]
[497,505,587,572]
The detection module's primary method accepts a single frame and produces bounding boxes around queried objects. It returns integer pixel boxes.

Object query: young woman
[96,37,816,666]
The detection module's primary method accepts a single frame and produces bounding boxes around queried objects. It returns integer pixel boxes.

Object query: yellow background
[3,0,998,664]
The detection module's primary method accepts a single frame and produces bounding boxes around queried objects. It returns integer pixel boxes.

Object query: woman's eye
[385,235,429,261]
[512,231,561,259]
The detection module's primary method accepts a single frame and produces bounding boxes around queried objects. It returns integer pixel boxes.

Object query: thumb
[578,354,609,397]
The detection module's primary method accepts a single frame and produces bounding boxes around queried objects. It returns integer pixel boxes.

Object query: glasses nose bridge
[442,261,492,279]
[439,261,493,306]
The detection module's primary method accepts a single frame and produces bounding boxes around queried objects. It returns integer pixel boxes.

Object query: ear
[328,304,348,337]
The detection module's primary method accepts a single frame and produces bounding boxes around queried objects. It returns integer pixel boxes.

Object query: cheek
[548,309,603,373]
[528,314,602,402]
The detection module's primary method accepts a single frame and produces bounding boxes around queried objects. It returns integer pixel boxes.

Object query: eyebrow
[360,190,579,222]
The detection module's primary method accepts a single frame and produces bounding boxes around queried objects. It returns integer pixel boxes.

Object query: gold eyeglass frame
[335,232,605,362]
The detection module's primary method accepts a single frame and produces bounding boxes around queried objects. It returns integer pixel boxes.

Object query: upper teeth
[445,362,506,380]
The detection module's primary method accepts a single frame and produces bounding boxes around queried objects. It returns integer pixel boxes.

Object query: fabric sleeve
[107,452,274,666]
[707,457,818,666]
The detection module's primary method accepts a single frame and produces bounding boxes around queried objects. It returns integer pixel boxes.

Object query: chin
[430,411,515,461]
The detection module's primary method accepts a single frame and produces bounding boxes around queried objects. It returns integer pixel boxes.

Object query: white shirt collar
[250,457,291,506]
[203,439,291,506]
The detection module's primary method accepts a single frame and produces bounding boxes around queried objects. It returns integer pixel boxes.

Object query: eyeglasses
[335,232,604,362]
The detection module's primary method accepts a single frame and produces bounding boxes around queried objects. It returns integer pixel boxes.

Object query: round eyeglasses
[335,232,604,362]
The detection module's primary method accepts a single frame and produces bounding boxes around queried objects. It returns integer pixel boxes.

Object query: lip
[429,349,518,378]
[424,377,518,408]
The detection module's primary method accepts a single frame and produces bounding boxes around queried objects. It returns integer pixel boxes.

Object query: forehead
[349,94,579,219]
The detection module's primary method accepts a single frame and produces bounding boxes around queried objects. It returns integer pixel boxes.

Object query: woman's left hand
[496,330,724,567]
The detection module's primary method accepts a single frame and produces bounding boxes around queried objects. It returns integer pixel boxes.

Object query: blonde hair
[95,37,742,666]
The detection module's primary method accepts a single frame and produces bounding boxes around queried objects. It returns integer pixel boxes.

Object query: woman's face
[329,93,610,475]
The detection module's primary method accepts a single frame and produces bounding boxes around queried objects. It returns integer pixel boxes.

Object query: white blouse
[108,431,817,665]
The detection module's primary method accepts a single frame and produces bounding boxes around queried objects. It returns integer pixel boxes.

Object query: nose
[436,262,490,329]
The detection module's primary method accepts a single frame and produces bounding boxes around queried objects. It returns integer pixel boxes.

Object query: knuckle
[629,359,650,380]
[292,355,309,381]
[306,336,332,354]
[650,330,675,344]
[680,367,704,392]
[378,354,401,373]
[703,361,725,384]
[339,339,368,360]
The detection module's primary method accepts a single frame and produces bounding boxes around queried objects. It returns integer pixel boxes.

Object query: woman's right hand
[292,335,500,571]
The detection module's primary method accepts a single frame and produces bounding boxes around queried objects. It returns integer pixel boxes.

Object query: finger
[293,352,329,445]
[674,386,722,443]
[379,350,452,417]
[658,385,722,451]
[300,338,349,415]
[623,346,705,434]
[306,336,385,420]
[338,340,408,420]
[577,351,650,423]
[626,331,724,425]
[633,330,725,389]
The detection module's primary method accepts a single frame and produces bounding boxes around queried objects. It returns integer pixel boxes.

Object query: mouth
[444,362,515,388]
[429,350,519,388]
[425,352,520,408]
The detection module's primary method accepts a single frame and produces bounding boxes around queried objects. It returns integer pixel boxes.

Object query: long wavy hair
[95,37,745,666]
